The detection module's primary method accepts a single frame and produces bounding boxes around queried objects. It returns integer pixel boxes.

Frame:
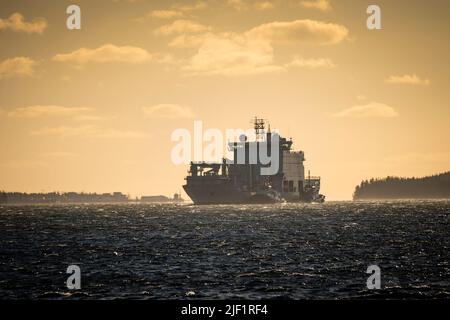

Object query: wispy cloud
[0,13,47,34]
[254,1,275,10]
[148,10,184,19]
[142,104,195,119]
[6,105,91,118]
[168,33,212,48]
[0,57,37,79]
[226,0,275,11]
[173,1,208,12]
[53,44,152,65]
[155,19,211,35]
[138,1,207,21]
[334,102,399,118]
[226,0,248,11]
[288,56,335,69]
[385,74,430,86]
[247,19,348,45]
[357,94,367,101]
[300,0,332,11]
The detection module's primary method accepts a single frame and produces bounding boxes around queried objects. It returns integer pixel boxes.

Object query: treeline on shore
[353,171,450,200]
[0,192,183,204]
[0,192,129,204]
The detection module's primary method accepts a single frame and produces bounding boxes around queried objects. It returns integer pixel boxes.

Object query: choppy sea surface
[0,201,449,300]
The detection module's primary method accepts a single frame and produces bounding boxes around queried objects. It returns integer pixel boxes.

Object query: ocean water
[0,201,449,299]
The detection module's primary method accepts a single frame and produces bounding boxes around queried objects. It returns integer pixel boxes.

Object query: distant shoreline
[0,202,188,205]
[353,171,450,200]
[0,191,184,205]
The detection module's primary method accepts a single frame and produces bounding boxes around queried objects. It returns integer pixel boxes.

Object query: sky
[0,0,449,200]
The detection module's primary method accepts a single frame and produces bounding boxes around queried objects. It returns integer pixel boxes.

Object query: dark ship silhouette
[183,118,325,204]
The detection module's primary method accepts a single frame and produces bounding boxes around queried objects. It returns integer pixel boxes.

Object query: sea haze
[0,201,449,299]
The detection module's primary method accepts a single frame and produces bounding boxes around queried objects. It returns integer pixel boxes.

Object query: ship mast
[252,116,265,141]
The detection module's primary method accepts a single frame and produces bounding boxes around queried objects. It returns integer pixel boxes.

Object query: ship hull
[184,181,324,204]
[183,182,247,204]
[183,178,282,205]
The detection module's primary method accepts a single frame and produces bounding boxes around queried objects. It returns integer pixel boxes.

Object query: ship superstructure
[183,118,325,204]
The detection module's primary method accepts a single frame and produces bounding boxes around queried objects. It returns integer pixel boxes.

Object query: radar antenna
[252,116,265,140]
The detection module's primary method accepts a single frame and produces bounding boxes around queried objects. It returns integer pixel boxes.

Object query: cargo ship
[183,118,325,204]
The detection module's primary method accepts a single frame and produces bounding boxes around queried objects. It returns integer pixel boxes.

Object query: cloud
[137,1,207,21]
[300,0,332,11]
[357,94,367,101]
[6,105,91,118]
[142,104,195,119]
[31,125,148,138]
[0,57,37,79]
[173,1,207,12]
[151,52,182,65]
[0,12,47,34]
[183,33,285,76]
[385,74,430,86]
[288,56,335,69]
[53,44,152,64]
[178,19,347,76]
[246,19,348,45]
[226,0,248,11]
[334,102,399,118]
[254,1,275,10]
[149,10,184,19]
[155,20,211,35]
[226,0,274,11]
[170,19,349,49]
[168,33,211,48]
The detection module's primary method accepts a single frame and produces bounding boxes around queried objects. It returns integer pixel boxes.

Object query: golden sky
[0,0,449,200]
